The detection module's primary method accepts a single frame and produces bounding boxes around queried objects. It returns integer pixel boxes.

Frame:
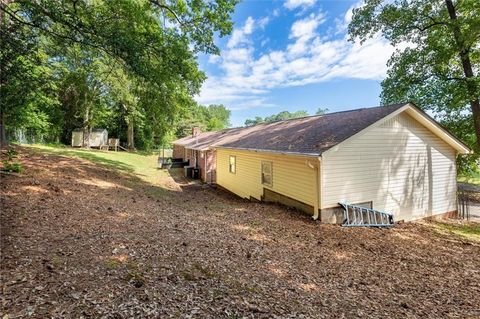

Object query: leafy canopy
[348,0,480,154]
[0,0,237,148]
[175,104,231,138]
[244,110,311,126]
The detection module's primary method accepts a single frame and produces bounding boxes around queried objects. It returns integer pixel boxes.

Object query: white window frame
[261,161,273,187]
[229,155,236,174]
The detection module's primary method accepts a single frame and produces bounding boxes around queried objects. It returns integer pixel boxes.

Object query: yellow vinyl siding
[322,112,457,221]
[216,149,317,207]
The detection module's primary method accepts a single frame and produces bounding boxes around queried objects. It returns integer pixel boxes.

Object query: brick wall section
[173,144,184,159]
[172,146,216,182]
[198,150,217,182]
[186,149,195,166]
[208,150,216,183]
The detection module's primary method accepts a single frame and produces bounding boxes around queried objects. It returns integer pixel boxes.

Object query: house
[172,103,471,222]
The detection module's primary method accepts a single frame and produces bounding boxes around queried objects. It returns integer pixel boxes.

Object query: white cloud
[243,16,255,34]
[227,16,255,48]
[258,16,270,29]
[335,0,363,34]
[290,13,325,39]
[288,12,326,56]
[226,16,271,49]
[198,10,397,111]
[284,0,316,10]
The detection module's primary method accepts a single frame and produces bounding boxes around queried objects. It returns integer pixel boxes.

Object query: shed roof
[172,103,470,155]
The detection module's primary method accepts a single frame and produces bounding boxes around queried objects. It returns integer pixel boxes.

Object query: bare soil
[1,147,480,318]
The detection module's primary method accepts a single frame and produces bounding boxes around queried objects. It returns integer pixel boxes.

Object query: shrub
[6,149,18,161]
[2,160,23,173]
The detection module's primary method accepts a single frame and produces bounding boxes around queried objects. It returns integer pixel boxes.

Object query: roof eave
[404,103,472,154]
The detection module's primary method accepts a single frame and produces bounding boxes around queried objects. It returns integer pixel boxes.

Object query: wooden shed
[71,129,108,148]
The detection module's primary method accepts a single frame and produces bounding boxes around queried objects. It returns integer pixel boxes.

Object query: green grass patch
[435,223,480,242]
[458,171,480,186]
[25,144,169,186]
[1,160,23,173]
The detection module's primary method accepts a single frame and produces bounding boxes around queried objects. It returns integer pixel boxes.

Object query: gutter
[216,146,320,158]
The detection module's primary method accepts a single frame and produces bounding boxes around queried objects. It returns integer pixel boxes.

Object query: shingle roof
[173,103,407,155]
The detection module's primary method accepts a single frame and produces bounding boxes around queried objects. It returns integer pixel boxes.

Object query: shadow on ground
[1,146,480,318]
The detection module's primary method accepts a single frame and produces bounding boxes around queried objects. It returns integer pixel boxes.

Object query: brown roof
[173,103,407,155]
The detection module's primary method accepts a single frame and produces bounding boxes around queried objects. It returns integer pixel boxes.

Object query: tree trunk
[0,1,10,149]
[127,117,134,149]
[445,0,480,149]
[0,108,7,149]
[83,106,90,148]
[471,100,480,149]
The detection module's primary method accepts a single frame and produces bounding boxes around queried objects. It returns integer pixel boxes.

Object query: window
[229,155,236,174]
[261,161,272,186]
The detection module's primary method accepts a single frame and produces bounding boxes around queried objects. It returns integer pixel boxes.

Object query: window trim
[229,155,236,174]
[261,161,273,187]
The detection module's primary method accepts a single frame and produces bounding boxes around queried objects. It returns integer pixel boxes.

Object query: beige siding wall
[216,149,317,207]
[322,112,457,221]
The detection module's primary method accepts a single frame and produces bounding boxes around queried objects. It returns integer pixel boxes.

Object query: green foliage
[1,160,23,173]
[349,0,480,171]
[244,110,310,126]
[0,0,237,149]
[1,22,60,141]
[6,149,18,161]
[2,148,23,173]
[244,116,265,127]
[174,103,231,138]
[458,171,480,185]
[315,108,329,115]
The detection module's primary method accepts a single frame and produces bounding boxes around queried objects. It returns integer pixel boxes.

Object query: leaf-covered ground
[1,147,480,318]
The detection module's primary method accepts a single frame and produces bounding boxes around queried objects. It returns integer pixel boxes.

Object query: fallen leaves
[1,147,480,318]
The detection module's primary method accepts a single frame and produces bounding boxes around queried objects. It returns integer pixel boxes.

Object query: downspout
[314,157,322,221]
[205,150,208,183]
[306,158,321,221]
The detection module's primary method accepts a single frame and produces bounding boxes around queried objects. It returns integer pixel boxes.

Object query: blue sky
[196,0,396,127]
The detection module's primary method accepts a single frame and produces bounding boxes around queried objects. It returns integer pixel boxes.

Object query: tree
[245,110,309,126]
[0,21,59,145]
[203,104,231,130]
[315,108,329,115]
[174,103,231,138]
[265,110,309,122]
[349,0,480,149]
[244,116,264,127]
[0,0,238,147]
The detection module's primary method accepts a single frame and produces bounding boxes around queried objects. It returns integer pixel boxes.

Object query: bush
[2,160,23,173]
[6,149,18,161]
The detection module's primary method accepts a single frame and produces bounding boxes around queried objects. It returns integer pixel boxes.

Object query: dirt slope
[1,147,479,318]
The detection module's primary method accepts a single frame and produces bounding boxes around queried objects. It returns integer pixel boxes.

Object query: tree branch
[413,21,450,32]
[148,0,183,25]
[0,5,107,52]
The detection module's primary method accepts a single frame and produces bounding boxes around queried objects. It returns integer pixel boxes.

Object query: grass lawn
[458,171,480,185]
[25,144,169,186]
[432,222,480,242]
[26,144,480,188]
